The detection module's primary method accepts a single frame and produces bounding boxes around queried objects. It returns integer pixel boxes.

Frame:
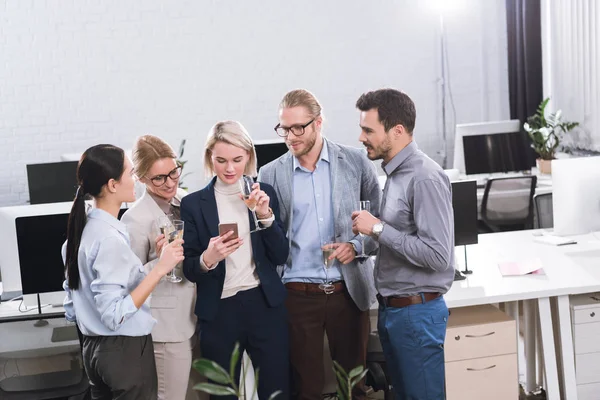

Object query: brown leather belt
[377,292,442,308]
[285,281,345,294]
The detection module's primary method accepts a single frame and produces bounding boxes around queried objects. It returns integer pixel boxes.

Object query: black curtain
[506,0,543,164]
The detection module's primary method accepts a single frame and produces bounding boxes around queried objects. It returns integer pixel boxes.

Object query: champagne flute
[164,219,184,283]
[355,200,371,261]
[319,239,336,294]
[239,175,266,233]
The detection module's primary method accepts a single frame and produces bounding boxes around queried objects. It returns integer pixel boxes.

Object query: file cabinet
[445,304,518,400]
[570,293,600,399]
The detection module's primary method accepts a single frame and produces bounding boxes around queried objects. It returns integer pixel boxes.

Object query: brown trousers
[285,285,370,400]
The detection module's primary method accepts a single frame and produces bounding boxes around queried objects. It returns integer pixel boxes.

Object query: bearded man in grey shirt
[352,88,455,400]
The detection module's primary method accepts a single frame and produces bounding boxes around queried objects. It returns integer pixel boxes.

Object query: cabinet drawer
[575,352,600,385]
[573,307,600,325]
[578,382,600,400]
[445,354,518,400]
[574,322,600,354]
[445,320,516,362]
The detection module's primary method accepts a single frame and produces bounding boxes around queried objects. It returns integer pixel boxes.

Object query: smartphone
[218,223,239,242]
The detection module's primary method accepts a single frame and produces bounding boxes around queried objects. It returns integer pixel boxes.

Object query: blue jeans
[377,295,449,400]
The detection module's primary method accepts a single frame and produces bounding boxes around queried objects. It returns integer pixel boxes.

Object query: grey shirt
[374,141,455,297]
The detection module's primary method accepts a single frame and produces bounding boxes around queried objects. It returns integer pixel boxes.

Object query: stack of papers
[498,258,545,276]
[533,234,577,246]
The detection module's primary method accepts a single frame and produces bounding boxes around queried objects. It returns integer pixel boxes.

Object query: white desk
[377,174,553,210]
[449,231,600,400]
[370,230,600,400]
[0,302,78,358]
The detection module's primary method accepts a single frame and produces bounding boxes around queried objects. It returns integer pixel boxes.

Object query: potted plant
[193,343,367,399]
[177,139,192,190]
[524,97,579,174]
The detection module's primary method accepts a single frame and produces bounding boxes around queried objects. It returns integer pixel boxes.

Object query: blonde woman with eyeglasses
[120,135,199,400]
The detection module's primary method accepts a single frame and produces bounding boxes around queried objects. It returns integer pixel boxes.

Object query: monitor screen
[27,161,79,205]
[16,214,68,295]
[462,132,533,175]
[451,180,478,246]
[254,142,288,171]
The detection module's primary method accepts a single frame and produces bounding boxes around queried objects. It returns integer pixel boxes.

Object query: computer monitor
[0,202,128,301]
[451,180,478,246]
[16,214,68,296]
[27,161,79,205]
[254,139,288,171]
[0,202,72,301]
[552,157,600,236]
[453,120,535,175]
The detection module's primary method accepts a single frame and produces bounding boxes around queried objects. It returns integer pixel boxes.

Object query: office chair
[533,192,553,229]
[0,359,89,400]
[366,332,393,400]
[480,176,537,232]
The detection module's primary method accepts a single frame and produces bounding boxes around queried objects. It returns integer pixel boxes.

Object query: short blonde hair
[204,121,258,178]
[132,135,177,179]
[279,89,323,119]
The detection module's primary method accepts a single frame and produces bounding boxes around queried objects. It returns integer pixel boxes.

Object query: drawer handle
[467,365,497,372]
[465,332,495,338]
[591,312,596,318]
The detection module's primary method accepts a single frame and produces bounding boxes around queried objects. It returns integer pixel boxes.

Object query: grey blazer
[258,139,381,311]
[120,189,197,343]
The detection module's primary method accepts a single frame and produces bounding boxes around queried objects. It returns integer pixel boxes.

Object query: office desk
[370,230,600,400]
[0,302,77,358]
[377,174,553,211]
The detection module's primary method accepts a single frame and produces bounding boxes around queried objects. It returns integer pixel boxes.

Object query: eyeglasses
[147,165,182,187]
[274,116,318,138]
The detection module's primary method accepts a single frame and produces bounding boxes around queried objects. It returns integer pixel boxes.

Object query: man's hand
[327,242,356,265]
[352,210,380,236]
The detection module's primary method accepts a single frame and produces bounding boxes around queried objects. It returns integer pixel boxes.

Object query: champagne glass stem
[361,235,366,258]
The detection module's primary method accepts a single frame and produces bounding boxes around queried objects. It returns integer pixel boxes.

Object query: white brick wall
[0,0,510,206]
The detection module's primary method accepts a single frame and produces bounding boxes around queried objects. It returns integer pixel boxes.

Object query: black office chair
[0,352,89,400]
[366,332,393,400]
[480,176,537,232]
[533,192,553,229]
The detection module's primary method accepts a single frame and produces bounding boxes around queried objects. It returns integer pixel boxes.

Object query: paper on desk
[498,258,545,276]
[533,234,577,246]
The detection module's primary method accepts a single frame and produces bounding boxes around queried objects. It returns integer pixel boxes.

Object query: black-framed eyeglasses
[274,116,318,138]
[147,165,182,187]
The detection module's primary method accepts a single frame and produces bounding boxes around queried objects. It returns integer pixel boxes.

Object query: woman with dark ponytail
[62,144,184,400]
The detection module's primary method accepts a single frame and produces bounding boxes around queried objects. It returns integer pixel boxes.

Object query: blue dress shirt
[283,140,342,284]
[62,208,156,336]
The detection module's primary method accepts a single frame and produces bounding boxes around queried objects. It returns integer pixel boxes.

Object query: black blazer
[180,177,289,322]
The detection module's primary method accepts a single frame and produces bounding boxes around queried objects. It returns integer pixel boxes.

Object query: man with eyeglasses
[258,89,381,400]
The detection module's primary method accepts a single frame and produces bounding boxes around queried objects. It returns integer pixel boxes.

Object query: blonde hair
[279,89,323,119]
[132,135,178,179]
[204,121,258,178]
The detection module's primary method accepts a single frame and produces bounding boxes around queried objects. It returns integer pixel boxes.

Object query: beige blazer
[121,188,197,343]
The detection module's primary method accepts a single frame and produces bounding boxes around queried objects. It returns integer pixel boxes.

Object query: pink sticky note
[498,258,544,276]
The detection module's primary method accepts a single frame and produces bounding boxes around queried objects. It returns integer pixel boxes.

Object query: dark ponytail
[65,144,125,290]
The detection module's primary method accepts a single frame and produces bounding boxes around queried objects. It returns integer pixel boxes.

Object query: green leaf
[193,383,237,396]
[192,359,231,384]
[348,365,364,380]
[229,342,241,383]
[350,370,369,388]
[267,390,283,400]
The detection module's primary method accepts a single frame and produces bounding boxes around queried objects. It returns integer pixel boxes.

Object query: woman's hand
[249,183,272,219]
[203,230,243,266]
[155,234,167,257]
[155,239,185,276]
